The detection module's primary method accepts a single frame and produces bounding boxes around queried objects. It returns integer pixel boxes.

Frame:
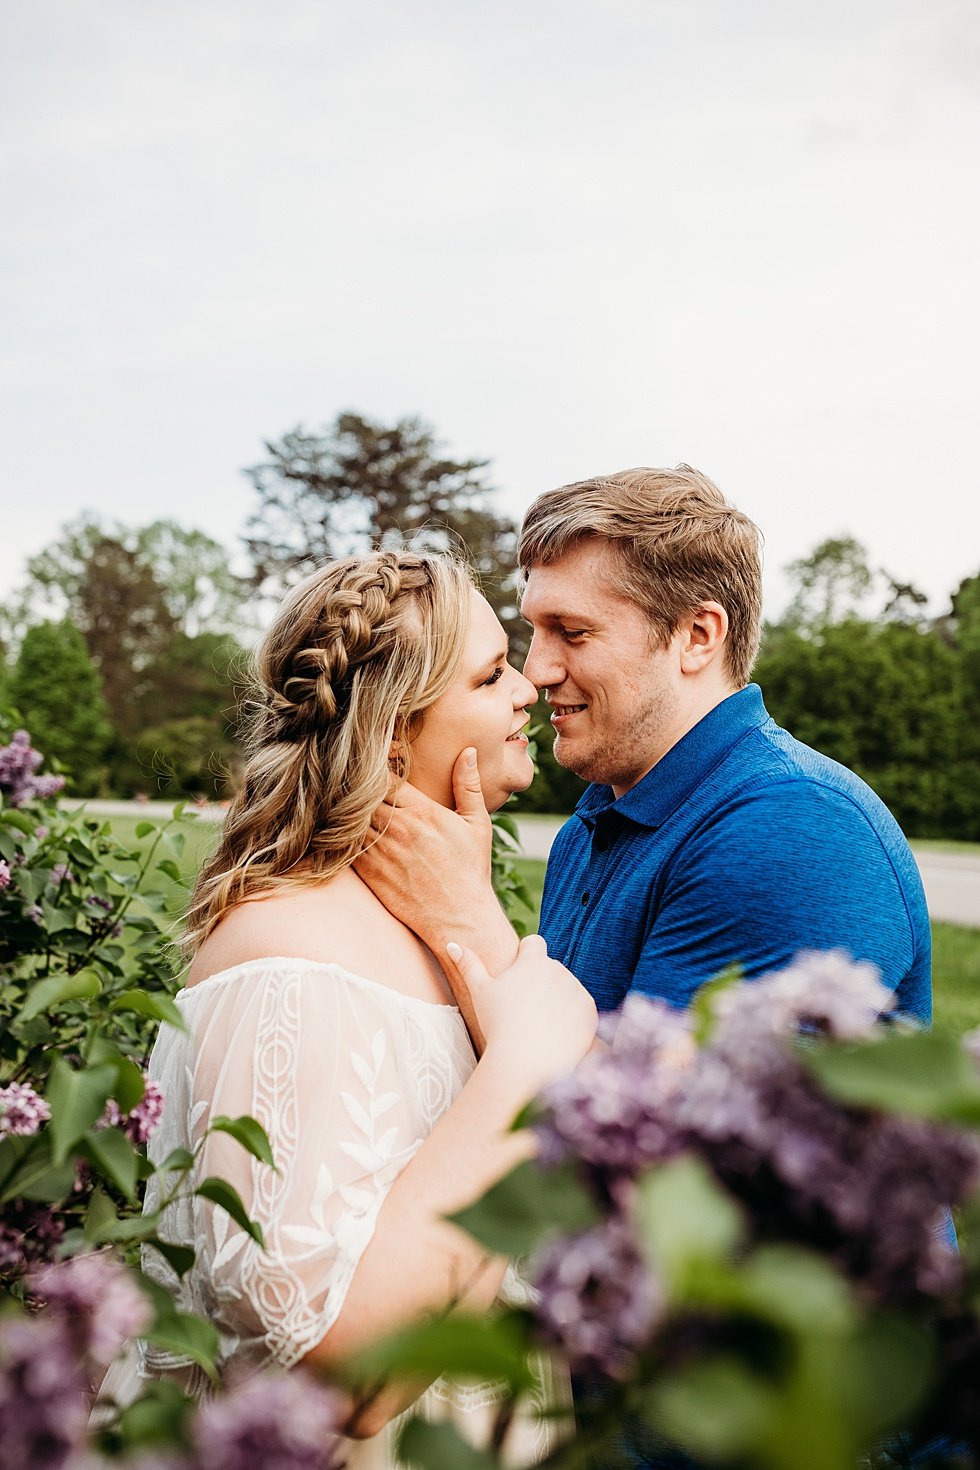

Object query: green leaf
[108,1055,146,1113]
[114,1378,193,1451]
[732,1246,856,1335]
[648,1356,779,1461]
[19,968,102,1022]
[156,859,183,883]
[802,1028,980,1122]
[155,1147,195,1173]
[82,1126,140,1199]
[108,988,187,1031]
[448,1159,599,1257]
[397,1416,503,1470]
[145,1310,220,1380]
[146,1236,197,1279]
[352,1313,534,1393]
[135,821,156,838]
[47,1059,117,1164]
[207,1114,277,1171]
[635,1156,743,1294]
[0,1136,77,1204]
[690,965,743,1045]
[195,1177,265,1246]
[90,1213,161,1244]
[83,1186,119,1241]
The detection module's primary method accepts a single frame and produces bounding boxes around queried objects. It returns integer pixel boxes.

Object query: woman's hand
[448,934,598,1097]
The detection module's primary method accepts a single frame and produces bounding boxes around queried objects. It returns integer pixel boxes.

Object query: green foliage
[9,620,113,794]
[16,517,248,800]
[756,616,980,839]
[449,1157,599,1257]
[783,535,876,632]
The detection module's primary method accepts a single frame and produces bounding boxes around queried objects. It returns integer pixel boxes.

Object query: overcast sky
[3,0,978,623]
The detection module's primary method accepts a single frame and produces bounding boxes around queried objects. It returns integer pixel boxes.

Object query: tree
[783,535,876,633]
[8,621,113,794]
[243,412,523,649]
[135,521,247,637]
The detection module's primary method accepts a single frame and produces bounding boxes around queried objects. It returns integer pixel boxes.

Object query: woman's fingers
[446,940,492,989]
[518,933,548,958]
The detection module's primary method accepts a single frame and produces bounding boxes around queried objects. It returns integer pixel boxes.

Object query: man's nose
[523,635,563,691]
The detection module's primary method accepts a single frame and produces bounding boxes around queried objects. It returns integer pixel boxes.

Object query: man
[358,463,930,1027]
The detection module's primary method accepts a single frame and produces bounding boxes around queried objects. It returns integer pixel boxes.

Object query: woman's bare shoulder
[185,873,361,988]
[184,870,453,1007]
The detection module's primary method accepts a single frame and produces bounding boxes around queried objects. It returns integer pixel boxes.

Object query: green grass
[932,922,980,1037]
[911,839,980,857]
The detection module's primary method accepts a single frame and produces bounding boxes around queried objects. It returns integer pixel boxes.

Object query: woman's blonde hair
[185,550,473,952]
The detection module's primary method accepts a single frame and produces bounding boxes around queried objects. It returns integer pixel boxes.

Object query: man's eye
[561,629,586,642]
[483,667,504,686]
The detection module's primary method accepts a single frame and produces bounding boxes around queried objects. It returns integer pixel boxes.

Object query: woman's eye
[483,667,504,686]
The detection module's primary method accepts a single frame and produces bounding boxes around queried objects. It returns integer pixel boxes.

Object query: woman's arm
[303,938,596,1434]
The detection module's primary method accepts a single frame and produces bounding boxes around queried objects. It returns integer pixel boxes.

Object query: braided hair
[184,550,474,952]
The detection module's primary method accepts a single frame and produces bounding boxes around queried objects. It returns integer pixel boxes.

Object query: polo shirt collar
[574,684,770,832]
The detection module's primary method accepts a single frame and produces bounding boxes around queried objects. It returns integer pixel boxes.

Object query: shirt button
[581,892,590,906]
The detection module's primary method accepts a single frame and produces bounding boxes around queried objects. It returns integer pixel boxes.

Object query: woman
[130,551,597,1465]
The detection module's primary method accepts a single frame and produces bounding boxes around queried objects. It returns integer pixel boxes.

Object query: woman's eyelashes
[482,666,504,687]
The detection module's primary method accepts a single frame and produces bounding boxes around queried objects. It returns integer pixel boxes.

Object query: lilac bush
[0,728,65,806]
[191,1372,347,1470]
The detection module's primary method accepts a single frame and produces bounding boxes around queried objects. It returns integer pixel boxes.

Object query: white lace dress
[105,958,567,1468]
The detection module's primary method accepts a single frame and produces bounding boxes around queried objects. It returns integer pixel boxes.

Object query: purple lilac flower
[31,1251,152,1370]
[25,903,43,923]
[710,950,892,1063]
[49,863,74,885]
[124,1081,165,1145]
[191,1369,347,1470]
[100,1082,166,1145]
[0,730,66,807]
[0,860,11,892]
[534,996,693,1173]
[532,1215,663,1377]
[675,954,980,1303]
[0,1202,64,1280]
[0,1081,51,1138]
[0,1313,89,1469]
[86,894,114,914]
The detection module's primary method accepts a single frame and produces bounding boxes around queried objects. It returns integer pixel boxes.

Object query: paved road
[66,802,980,929]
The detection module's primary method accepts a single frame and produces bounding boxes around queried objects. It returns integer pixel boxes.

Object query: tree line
[1,414,977,839]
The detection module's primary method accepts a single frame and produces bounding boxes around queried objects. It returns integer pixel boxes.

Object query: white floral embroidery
[135,958,566,1464]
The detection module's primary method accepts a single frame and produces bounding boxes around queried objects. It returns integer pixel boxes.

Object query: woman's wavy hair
[185,550,474,953]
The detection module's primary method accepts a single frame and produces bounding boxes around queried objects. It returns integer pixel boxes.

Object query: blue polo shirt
[538,684,931,1022]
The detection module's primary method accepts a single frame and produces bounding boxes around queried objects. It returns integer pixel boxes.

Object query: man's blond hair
[518,465,763,687]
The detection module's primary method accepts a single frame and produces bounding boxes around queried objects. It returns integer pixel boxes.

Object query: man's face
[521,539,683,797]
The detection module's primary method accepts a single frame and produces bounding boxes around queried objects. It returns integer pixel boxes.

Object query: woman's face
[408,590,537,812]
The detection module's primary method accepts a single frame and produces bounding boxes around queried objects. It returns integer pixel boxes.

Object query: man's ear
[678,602,729,674]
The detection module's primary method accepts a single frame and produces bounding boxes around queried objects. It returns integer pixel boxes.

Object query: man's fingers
[451,747,489,821]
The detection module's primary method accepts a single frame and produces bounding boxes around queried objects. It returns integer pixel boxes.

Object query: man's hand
[353,748,521,994]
